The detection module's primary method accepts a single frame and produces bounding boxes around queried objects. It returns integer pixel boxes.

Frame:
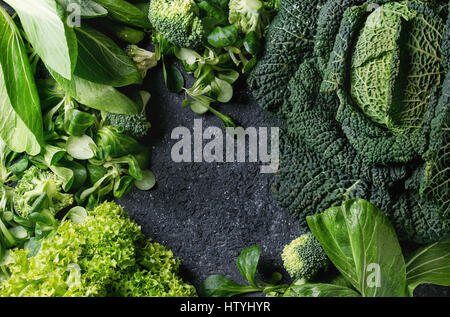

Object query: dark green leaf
[203,275,261,297]
[284,283,361,297]
[405,238,450,295]
[163,62,184,93]
[0,7,43,155]
[8,157,29,174]
[236,246,260,287]
[307,199,407,297]
[5,0,78,80]
[198,1,227,24]
[243,31,261,56]
[113,175,134,198]
[91,0,151,28]
[87,163,107,184]
[207,25,238,48]
[61,160,88,190]
[50,70,140,115]
[74,26,142,87]
[65,109,95,136]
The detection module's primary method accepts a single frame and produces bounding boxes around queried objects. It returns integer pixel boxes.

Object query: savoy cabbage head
[248,0,449,243]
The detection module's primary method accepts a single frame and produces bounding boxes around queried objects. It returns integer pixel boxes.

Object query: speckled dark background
[1,0,448,297]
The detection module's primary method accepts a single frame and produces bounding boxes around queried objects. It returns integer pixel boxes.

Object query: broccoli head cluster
[249,0,450,243]
[282,233,329,281]
[149,0,205,49]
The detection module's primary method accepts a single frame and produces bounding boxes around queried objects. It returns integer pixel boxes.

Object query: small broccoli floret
[13,166,73,217]
[105,91,151,139]
[228,0,271,37]
[105,113,151,139]
[282,233,329,281]
[126,45,158,79]
[149,0,205,49]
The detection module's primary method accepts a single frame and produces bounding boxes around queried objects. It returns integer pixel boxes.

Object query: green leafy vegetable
[5,0,78,80]
[249,0,450,244]
[0,202,197,297]
[207,25,238,48]
[50,70,141,115]
[405,238,450,295]
[0,7,43,156]
[307,199,407,297]
[91,0,152,28]
[74,26,142,87]
[203,245,288,297]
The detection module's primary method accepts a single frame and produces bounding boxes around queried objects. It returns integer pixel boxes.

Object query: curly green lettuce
[0,202,197,297]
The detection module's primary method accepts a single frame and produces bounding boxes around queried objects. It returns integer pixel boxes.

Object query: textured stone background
[1,0,447,297]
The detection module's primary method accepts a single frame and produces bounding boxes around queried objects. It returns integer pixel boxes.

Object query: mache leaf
[0,7,43,155]
[5,0,78,80]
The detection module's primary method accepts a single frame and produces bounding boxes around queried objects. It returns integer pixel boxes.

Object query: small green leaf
[74,26,142,87]
[211,77,233,103]
[65,206,87,224]
[66,135,96,160]
[236,246,260,288]
[91,0,152,28]
[61,160,87,190]
[198,1,227,24]
[65,109,95,136]
[207,25,238,48]
[243,31,261,56]
[134,170,156,191]
[163,62,184,94]
[203,275,261,297]
[113,175,134,198]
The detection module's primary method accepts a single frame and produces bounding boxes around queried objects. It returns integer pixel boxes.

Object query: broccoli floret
[105,113,151,139]
[282,233,329,281]
[13,166,73,217]
[228,0,271,37]
[105,91,151,139]
[149,0,205,49]
[126,45,158,79]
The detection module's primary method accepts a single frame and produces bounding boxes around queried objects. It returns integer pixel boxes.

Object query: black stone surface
[117,68,303,296]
